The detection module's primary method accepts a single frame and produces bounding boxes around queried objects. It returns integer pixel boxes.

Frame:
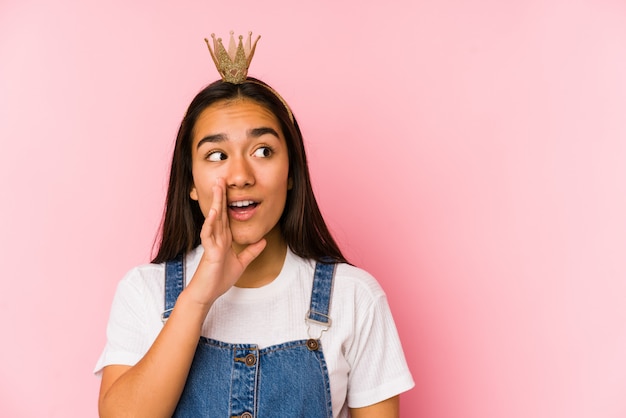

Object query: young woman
[95,54,414,416]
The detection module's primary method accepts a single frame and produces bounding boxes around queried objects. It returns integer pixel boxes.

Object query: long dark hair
[151,77,346,265]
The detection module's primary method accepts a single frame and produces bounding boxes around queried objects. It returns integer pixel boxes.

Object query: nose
[226,156,254,188]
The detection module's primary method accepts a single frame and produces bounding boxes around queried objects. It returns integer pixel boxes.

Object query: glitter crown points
[205,31,261,84]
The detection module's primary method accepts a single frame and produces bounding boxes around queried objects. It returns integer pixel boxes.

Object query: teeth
[230,200,255,208]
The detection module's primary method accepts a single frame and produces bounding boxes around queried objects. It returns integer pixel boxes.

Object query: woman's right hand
[184,177,266,309]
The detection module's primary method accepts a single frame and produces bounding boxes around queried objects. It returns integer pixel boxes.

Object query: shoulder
[108,262,166,323]
[333,263,387,305]
[286,250,387,302]
[114,262,162,293]
[108,247,203,329]
[119,246,204,290]
[287,252,386,300]
[123,262,164,281]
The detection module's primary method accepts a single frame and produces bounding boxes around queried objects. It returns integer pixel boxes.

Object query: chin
[232,233,264,247]
[231,224,280,248]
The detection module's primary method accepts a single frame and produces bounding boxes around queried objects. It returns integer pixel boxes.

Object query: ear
[190,185,199,201]
[287,177,293,190]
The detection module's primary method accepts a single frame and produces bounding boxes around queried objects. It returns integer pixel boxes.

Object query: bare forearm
[99,291,211,418]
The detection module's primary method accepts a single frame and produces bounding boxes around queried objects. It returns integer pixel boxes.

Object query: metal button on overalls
[244,353,256,366]
[306,339,319,351]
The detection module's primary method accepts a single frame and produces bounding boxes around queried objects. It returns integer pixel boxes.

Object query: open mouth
[228,200,258,211]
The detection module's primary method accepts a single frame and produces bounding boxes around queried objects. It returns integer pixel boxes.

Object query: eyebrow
[196,127,280,149]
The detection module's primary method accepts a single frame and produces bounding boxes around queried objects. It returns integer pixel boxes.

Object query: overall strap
[162,254,185,322]
[306,259,336,328]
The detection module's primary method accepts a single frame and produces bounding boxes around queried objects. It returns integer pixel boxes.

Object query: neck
[234,226,287,288]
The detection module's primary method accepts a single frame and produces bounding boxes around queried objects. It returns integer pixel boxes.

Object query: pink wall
[1,0,626,417]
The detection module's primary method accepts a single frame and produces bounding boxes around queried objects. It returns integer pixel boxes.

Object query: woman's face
[189,98,291,248]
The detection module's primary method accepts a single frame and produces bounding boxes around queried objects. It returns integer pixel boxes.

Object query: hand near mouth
[186,177,267,310]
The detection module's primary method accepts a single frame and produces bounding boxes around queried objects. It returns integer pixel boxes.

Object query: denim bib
[163,254,336,418]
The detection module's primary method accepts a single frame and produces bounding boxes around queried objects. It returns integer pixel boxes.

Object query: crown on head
[205,31,261,84]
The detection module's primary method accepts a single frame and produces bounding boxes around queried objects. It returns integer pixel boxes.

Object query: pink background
[1,0,626,417]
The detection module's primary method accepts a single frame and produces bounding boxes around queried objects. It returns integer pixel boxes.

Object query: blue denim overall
[162,255,336,418]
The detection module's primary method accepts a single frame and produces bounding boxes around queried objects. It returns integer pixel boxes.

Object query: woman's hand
[185,177,266,308]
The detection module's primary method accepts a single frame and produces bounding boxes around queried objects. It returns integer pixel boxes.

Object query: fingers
[212,177,229,234]
[200,178,230,249]
[203,208,217,238]
[237,239,267,269]
[211,178,223,223]
[218,178,228,227]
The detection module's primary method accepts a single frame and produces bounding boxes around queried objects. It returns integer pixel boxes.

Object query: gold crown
[205,31,261,84]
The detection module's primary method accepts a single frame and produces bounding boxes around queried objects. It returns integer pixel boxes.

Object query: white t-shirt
[95,246,414,417]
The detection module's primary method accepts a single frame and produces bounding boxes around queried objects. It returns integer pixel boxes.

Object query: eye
[207,151,227,162]
[252,146,273,158]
